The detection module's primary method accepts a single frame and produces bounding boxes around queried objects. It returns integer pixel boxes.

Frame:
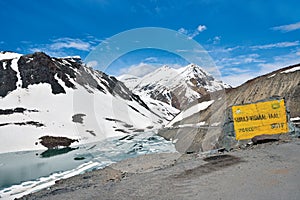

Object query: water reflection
[0,131,176,191]
[39,147,78,158]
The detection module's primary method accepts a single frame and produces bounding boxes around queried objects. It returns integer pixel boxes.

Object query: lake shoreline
[19,138,300,200]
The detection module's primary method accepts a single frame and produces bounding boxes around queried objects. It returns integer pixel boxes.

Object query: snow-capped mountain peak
[177,64,210,78]
[119,63,229,109]
[0,51,22,60]
[117,74,141,90]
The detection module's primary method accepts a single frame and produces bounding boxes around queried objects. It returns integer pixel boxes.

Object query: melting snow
[176,122,206,128]
[62,55,81,59]
[211,122,221,126]
[0,131,176,199]
[0,52,22,60]
[10,57,22,87]
[2,62,6,70]
[0,161,101,200]
[167,100,214,127]
[268,74,276,78]
[291,117,300,121]
[281,66,300,73]
[0,77,165,153]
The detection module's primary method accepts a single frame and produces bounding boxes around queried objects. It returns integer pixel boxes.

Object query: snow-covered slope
[119,64,229,109]
[167,100,215,127]
[117,74,141,90]
[0,52,173,153]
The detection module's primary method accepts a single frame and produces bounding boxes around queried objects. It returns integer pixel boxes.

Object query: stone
[251,134,280,145]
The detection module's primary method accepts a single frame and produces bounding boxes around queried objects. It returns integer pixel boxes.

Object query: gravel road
[20,139,300,200]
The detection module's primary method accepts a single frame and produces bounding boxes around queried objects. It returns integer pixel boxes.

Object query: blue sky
[0,0,300,86]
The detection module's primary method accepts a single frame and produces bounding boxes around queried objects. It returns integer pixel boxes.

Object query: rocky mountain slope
[119,64,229,109]
[159,63,300,153]
[0,51,177,153]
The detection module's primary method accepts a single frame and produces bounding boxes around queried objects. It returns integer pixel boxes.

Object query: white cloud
[87,61,98,68]
[205,45,241,55]
[221,73,256,87]
[197,25,207,32]
[212,36,221,44]
[25,36,101,58]
[28,47,69,58]
[220,51,300,87]
[258,51,300,73]
[216,54,266,86]
[119,63,157,77]
[167,63,185,69]
[187,33,198,40]
[176,49,189,52]
[178,24,207,39]
[251,41,299,50]
[178,28,188,35]
[225,46,240,52]
[119,63,185,77]
[144,57,158,62]
[223,67,252,74]
[217,53,265,67]
[272,22,300,32]
[50,38,92,51]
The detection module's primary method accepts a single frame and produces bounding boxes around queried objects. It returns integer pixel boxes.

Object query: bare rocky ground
[20,138,300,200]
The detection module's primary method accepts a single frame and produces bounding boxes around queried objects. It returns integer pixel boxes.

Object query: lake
[0,131,176,199]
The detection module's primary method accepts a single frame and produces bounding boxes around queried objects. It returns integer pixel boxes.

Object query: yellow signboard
[232,99,288,140]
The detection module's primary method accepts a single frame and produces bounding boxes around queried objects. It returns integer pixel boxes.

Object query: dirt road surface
[20,139,300,200]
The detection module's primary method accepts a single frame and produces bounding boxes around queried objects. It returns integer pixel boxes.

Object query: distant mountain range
[1,51,299,154]
[118,64,230,109]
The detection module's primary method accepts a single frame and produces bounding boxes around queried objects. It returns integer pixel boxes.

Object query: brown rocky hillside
[159,63,300,153]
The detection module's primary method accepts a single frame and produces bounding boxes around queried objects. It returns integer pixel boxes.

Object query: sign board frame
[232,99,288,140]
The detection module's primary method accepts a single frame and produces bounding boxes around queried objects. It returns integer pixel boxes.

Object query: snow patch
[281,66,300,73]
[0,161,101,200]
[0,52,22,61]
[2,62,7,70]
[117,74,141,90]
[10,57,22,87]
[211,122,221,127]
[291,117,300,121]
[62,59,71,66]
[177,122,206,128]
[167,100,214,127]
[61,55,81,59]
[268,74,276,78]
[26,58,33,63]
[140,96,180,121]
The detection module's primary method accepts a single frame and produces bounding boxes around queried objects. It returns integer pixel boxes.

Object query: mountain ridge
[119,63,230,109]
[159,62,300,153]
[0,51,177,153]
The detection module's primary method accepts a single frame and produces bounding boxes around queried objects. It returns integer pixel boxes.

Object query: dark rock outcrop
[0,52,150,111]
[39,136,79,149]
[18,52,78,94]
[0,59,17,97]
[251,134,280,145]
[0,107,38,115]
